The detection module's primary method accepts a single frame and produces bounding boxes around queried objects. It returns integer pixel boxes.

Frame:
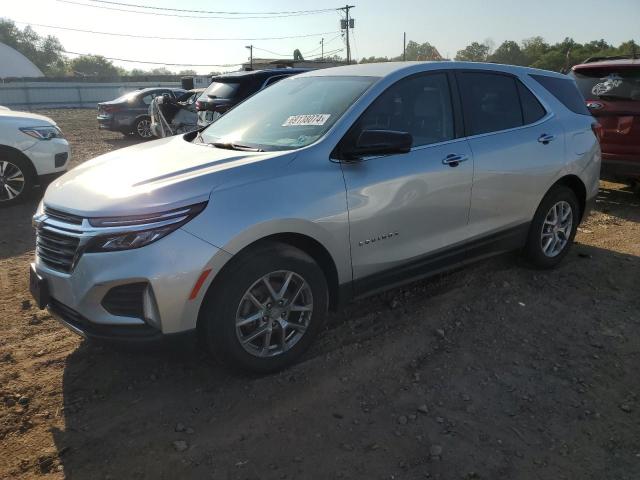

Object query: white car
[0,109,69,206]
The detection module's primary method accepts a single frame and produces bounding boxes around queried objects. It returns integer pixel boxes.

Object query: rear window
[517,81,546,124]
[570,67,640,102]
[204,81,240,99]
[530,74,590,115]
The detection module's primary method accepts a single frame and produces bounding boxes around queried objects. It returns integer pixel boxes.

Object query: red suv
[570,56,640,186]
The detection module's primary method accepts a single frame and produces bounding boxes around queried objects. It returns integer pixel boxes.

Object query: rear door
[457,71,565,240]
[340,71,474,291]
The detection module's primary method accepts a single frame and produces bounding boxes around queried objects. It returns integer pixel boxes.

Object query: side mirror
[344,130,413,159]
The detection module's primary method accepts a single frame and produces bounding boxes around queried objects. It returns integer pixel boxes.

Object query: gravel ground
[1,109,639,480]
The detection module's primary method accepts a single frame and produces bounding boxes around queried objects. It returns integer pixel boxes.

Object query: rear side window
[458,73,522,135]
[517,81,546,124]
[530,74,590,115]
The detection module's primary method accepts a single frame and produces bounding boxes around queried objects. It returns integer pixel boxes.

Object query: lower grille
[101,282,147,319]
[36,228,80,273]
[50,298,160,339]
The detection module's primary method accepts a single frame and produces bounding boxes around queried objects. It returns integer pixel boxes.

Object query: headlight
[19,125,64,140]
[85,202,206,253]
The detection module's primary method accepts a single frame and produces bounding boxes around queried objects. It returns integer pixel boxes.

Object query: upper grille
[36,227,80,273]
[44,207,83,225]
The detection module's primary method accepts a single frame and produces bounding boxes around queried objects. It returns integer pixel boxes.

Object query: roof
[299,61,568,79]
[0,42,44,79]
[573,58,640,70]
[213,68,309,81]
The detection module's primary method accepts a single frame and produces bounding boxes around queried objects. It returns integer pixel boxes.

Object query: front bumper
[33,228,232,338]
[22,137,70,176]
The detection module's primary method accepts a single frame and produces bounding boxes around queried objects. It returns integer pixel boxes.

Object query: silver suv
[30,62,600,372]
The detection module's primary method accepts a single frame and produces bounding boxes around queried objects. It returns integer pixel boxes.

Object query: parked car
[0,109,69,206]
[31,62,600,372]
[196,68,308,127]
[569,55,640,185]
[150,88,204,138]
[97,87,186,139]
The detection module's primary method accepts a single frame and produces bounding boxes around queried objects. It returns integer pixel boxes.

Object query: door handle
[442,153,468,167]
[538,133,555,145]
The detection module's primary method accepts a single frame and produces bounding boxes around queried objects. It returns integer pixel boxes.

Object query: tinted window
[204,81,240,99]
[357,73,454,147]
[141,91,163,105]
[459,73,522,135]
[570,67,640,102]
[517,81,546,124]
[530,74,591,115]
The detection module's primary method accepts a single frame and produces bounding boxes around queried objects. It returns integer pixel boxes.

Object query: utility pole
[403,32,406,61]
[339,5,355,64]
[320,37,324,61]
[245,44,253,70]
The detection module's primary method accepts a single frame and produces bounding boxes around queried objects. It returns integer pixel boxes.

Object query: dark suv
[97,87,186,138]
[196,69,308,127]
[570,56,640,184]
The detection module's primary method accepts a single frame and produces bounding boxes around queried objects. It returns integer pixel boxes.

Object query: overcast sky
[3,0,639,73]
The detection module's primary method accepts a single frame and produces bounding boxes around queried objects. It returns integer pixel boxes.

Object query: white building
[0,42,44,79]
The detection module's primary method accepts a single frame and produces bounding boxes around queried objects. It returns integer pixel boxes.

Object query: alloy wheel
[540,200,573,257]
[235,270,313,358]
[0,161,26,202]
[136,118,153,138]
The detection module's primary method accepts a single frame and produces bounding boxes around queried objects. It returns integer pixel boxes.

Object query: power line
[63,50,243,67]
[56,0,337,19]
[83,0,339,15]
[14,21,340,42]
[252,36,341,58]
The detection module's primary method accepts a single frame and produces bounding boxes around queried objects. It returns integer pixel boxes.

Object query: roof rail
[582,54,639,64]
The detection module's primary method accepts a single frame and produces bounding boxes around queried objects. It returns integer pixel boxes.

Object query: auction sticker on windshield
[282,114,331,127]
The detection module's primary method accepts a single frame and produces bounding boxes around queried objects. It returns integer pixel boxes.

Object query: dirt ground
[1,109,639,480]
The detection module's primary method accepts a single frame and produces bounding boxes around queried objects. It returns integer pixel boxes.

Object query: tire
[523,185,580,268]
[0,152,34,207]
[200,242,328,373]
[133,116,153,139]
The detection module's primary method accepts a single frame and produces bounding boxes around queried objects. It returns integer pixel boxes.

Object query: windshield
[199,76,375,151]
[571,68,640,101]
[205,81,240,99]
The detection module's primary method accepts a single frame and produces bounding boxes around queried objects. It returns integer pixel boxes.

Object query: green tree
[293,49,304,61]
[0,19,68,76]
[178,69,197,76]
[69,55,121,76]
[403,41,442,61]
[359,56,390,63]
[522,36,549,64]
[489,40,527,65]
[455,42,490,62]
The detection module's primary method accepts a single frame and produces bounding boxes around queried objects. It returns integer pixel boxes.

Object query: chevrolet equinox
[31,62,601,372]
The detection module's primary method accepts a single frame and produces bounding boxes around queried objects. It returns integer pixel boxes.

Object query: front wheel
[200,243,328,373]
[0,155,33,207]
[523,185,580,268]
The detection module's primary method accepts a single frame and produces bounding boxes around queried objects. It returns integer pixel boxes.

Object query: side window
[458,73,523,135]
[517,81,546,124]
[530,74,591,115]
[141,93,158,105]
[356,73,454,147]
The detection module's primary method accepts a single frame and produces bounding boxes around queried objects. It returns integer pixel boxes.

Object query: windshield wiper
[211,142,264,152]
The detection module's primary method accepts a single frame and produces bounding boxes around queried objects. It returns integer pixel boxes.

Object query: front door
[339,72,474,293]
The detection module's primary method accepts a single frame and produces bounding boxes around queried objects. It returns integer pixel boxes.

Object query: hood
[44,135,295,217]
[0,109,57,126]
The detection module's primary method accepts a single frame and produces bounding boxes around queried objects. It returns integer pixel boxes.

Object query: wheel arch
[0,144,37,182]
[550,174,587,221]
[196,231,342,335]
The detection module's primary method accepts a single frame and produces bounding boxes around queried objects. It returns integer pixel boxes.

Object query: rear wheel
[134,116,153,139]
[523,185,580,268]
[200,243,328,373]
[0,154,33,207]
